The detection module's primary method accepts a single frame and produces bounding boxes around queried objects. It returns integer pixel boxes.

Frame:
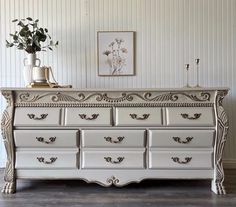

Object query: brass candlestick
[185,64,190,87]
[195,58,200,87]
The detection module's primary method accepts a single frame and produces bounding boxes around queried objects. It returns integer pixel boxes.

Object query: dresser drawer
[16,150,78,169]
[166,107,214,126]
[81,130,145,148]
[65,107,112,126]
[149,150,213,169]
[149,130,214,148]
[14,130,78,148]
[14,107,61,126]
[115,107,162,126]
[82,149,145,169]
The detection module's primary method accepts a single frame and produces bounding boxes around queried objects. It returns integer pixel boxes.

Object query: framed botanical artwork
[97,31,135,76]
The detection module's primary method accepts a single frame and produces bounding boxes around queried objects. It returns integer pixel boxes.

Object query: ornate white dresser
[0,87,229,194]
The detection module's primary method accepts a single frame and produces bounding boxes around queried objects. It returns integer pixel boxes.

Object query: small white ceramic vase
[23,53,41,86]
[24,53,41,67]
[23,65,33,86]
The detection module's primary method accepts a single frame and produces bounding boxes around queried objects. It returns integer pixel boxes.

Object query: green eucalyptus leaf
[17,21,25,27]
[9,43,14,47]
[13,35,18,40]
[19,28,27,37]
[39,28,44,34]
[26,17,33,21]
[7,17,58,52]
[17,43,24,50]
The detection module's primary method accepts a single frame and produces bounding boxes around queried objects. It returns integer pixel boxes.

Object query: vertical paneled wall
[0,0,235,167]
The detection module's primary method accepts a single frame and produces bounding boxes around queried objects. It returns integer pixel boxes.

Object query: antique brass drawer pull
[36,136,56,144]
[129,113,150,120]
[27,113,48,120]
[104,156,124,164]
[171,157,192,164]
[172,136,193,144]
[78,114,99,120]
[104,136,125,144]
[180,113,201,120]
[37,157,57,164]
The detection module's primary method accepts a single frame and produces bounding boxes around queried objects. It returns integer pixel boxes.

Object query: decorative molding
[1,91,16,194]
[211,90,229,195]
[14,102,214,108]
[106,176,120,185]
[18,91,211,104]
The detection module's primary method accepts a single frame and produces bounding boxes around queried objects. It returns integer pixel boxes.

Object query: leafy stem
[6,17,58,54]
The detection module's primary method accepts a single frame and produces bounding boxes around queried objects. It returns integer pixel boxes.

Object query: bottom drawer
[16,150,79,169]
[149,150,213,169]
[82,149,145,169]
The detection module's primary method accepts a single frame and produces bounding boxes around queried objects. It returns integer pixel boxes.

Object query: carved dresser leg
[1,91,16,194]
[211,90,229,195]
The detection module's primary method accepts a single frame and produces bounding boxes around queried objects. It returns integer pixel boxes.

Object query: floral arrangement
[6,17,58,54]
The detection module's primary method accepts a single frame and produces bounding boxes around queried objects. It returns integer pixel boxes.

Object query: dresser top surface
[0,87,230,92]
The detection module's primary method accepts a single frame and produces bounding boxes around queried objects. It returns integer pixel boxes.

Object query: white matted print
[97,31,135,76]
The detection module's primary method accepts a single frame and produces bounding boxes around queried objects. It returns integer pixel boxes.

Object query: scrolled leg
[211,90,229,195]
[1,91,16,194]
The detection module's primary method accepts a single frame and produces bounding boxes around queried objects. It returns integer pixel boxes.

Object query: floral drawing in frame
[97,31,135,76]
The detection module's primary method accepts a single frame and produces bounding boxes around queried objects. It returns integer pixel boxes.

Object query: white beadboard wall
[0,0,235,167]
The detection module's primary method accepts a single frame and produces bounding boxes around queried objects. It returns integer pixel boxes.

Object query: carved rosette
[1,91,16,194]
[211,90,229,195]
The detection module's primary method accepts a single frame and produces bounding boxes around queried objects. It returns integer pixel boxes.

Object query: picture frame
[97,31,135,76]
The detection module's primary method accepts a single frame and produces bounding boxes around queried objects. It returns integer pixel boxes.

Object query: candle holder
[195,58,200,87]
[185,64,190,88]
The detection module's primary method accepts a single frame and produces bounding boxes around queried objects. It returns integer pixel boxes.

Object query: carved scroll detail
[18,91,211,103]
[1,91,16,194]
[211,90,229,195]
[107,176,120,185]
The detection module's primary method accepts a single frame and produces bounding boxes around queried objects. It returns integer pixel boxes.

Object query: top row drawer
[14,107,215,127]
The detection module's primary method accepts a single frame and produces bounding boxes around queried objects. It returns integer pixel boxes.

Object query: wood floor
[0,169,236,207]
